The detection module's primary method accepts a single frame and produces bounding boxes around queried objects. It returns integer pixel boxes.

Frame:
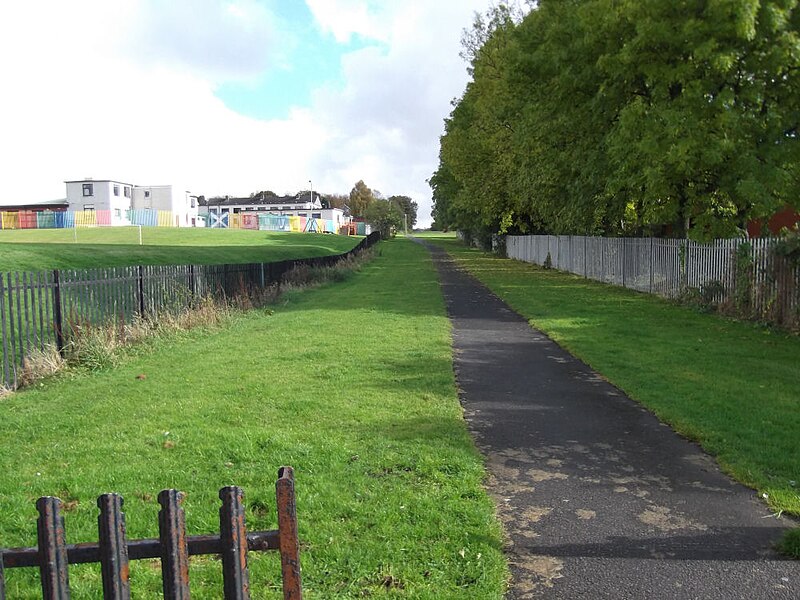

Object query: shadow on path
[417,240,798,600]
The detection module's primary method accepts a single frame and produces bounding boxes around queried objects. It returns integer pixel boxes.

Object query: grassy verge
[0,228,360,271]
[0,238,507,598]
[424,236,800,519]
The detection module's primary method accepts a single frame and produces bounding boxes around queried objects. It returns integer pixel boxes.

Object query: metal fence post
[36,497,70,600]
[219,487,250,600]
[158,490,190,600]
[276,467,302,600]
[52,270,65,357]
[98,494,131,600]
[137,266,146,318]
[1,549,6,600]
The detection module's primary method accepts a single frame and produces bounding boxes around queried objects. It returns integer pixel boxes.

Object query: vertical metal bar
[21,272,32,357]
[97,493,131,600]
[36,272,45,351]
[276,467,303,599]
[137,266,145,319]
[7,274,18,385]
[0,275,10,388]
[158,489,191,600]
[189,265,196,307]
[44,271,53,349]
[36,496,71,599]
[14,273,25,366]
[1,549,6,600]
[219,486,250,600]
[52,270,65,356]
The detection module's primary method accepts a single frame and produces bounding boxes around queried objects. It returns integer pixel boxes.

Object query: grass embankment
[0,228,359,271]
[426,236,800,518]
[0,238,507,599]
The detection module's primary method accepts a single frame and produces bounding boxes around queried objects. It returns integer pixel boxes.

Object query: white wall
[132,185,199,227]
[65,180,132,225]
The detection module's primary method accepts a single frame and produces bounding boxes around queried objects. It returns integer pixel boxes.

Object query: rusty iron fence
[0,467,302,599]
[506,235,800,330]
[0,232,381,389]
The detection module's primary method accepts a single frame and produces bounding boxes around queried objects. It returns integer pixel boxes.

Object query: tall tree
[388,195,418,228]
[364,199,403,239]
[348,180,376,218]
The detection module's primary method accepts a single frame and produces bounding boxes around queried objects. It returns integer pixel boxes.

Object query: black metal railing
[1,232,381,389]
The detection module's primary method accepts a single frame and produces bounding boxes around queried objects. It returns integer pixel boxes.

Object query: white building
[65,179,134,225]
[65,178,200,227]
[132,185,199,227]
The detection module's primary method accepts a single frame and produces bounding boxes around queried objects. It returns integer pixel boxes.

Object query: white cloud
[0,0,492,226]
[124,0,283,82]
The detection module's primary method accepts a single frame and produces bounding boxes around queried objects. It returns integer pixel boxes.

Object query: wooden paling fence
[0,467,302,599]
[506,235,799,329]
[0,232,382,389]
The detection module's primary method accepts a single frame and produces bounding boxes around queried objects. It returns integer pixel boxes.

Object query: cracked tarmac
[420,241,799,600]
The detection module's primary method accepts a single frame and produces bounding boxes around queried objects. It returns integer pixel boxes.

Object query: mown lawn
[0,238,507,599]
[0,228,360,271]
[426,236,800,517]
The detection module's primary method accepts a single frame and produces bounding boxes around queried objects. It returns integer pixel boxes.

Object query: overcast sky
[0,0,497,226]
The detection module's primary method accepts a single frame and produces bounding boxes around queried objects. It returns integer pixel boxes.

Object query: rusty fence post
[36,497,70,600]
[158,490,191,600]
[97,494,131,600]
[219,487,250,600]
[1,550,6,600]
[276,467,302,599]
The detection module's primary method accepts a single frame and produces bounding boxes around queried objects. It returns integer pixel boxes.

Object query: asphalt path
[420,241,799,600]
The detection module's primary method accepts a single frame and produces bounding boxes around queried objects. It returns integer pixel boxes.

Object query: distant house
[199,192,349,231]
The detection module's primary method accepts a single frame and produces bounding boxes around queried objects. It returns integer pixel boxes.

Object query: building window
[190,197,196,208]
[282,206,290,210]
[82,183,93,197]
[124,186,131,198]
[114,208,121,218]
[144,190,151,198]
[312,212,321,219]
[113,185,120,196]
[84,204,95,211]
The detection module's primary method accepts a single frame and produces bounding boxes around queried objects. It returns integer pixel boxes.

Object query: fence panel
[0,233,381,389]
[506,234,799,330]
[1,471,303,599]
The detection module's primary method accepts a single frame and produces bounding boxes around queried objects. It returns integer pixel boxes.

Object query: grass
[0,228,360,271]
[423,235,800,518]
[0,238,508,599]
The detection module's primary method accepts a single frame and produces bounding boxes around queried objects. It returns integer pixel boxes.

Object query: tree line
[431,1,799,243]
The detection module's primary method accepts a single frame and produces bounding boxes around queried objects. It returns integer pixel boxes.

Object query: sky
[0,0,497,227]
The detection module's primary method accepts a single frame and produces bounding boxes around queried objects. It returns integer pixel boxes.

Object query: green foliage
[778,528,800,559]
[772,229,800,265]
[388,195,418,229]
[364,199,404,239]
[348,180,376,218]
[433,0,800,240]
